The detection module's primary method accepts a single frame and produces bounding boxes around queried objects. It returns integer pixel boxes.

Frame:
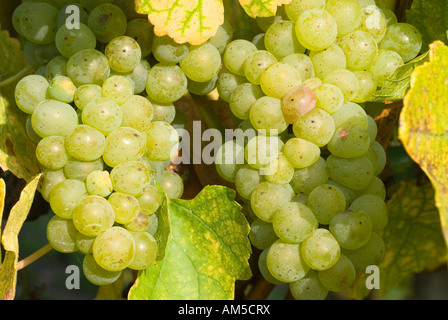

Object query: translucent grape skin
[317,254,356,292]
[105,36,142,73]
[281,85,316,124]
[327,125,371,158]
[379,22,423,62]
[145,64,187,104]
[102,126,146,167]
[229,83,264,120]
[290,269,328,300]
[36,136,69,170]
[250,96,288,136]
[128,231,158,270]
[83,253,122,286]
[66,49,110,87]
[294,9,338,51]
[110,160,152,196]
[349,194,388,232]
[264,20,305,60]
[49,179,87,219]
[250,182,294,222]
[260,62,302,99]
[65,125,105,162]
[179,43,222,83]
[329,209,373,250]
[326,154,374,191]
[243,50,278,85]
[159,171,184,199]
[72,195,115,237]
[85,170,113,197]
[87,3,127,43]
[144,121,179,162]
[55,23,96,58]
[306,184,346,225]
[46,215,78,253]
[282,137,321,169]
[31,100,79,138]
[223,39,257,76]
[102,75,134,105]
[82,97,123,135]
[15,75,49,114]
[108,192,140,224]
[292,108,335,147]
[249,218,279,250]
[47,76,76,103]
[301,228,341,271]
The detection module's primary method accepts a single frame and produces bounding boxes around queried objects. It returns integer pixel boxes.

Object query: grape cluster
[12,0,187,286]
[215,0,422,299]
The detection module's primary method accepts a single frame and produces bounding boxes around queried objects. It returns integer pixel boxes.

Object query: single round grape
[47,76,76,103]
[85,170,113,197]
[292,108,335,147]
[45,55,68,80]
[87,3,127,43]
[369,49,404,87]
[31,100,78,138]
[39,168,67,202]
[15,75,49,114]
[250,96,288,136]
[74,84,102,110]
[93,226,136,271]
[258,247,285,285]
[323,69,360,102]
[46,215,78,253]
[83,254,122,286]
[216,72,247,103]
[331,101,368,129]
[338,30,378,71]
[264,153,295,184]
[152,35,189,64]
[294,9,338,51]
[264,20,305,59]
[102,127,146,167]
[353,71,377,103]
[290,157,329,195]
[282,138,320,169]
[65,125,105,161]
[215,139,245,183]
[280,53,314,82]
[18,2,58,44]
[378,22,422,62]
[306,184,347,225]
[101,75,133,105]
[326,154,375,191]
[36,136,69,170]
[309,43,347,79]
[284,0,326,22]
[243,50,278,85]
[342,232,386,270]
[145,121,179,162]
[66,49,110,86]
[63,158,104,182]
[105,36,142,73]
[349,194,388,232]
[325,0,362,37]
[329,209,373,250]
[249,219,278,250]
[138,185,163,215]
[55,23,96,58]
[223,39,257,76]
[313,84,344,115]
[82,97,123,135]
[145,64,187,104]
[229,83,264,120]
[301,228,341,271]
[234,164,265,200]
[159,171,184,199]
[128,231,158,270]
[266,240,309,283]
[317,254,356,292]
[108,192,140,225]
[281,85,316,124]
[110,161,152,196]
[150,99,176,123]
[289,269,328,300]
[250,182,294,222]
[179,43,221,83]
[328,125,371,158]
[72,195,115,237]
[119,95,154,132]
[125,212,151,232]
[49,179,87,219]
[260,62,302,99]
[358,4,387,42]
[76,233,95,255]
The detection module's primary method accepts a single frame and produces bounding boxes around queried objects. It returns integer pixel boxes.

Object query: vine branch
[16,243,52,271]
[0,65,33,88]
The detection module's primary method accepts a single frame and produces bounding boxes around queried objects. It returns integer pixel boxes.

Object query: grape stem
[16,243,53,270]
[0,65,33,88]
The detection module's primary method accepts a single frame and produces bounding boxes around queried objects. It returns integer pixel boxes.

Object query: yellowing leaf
[135,0,224,45]
[239,0,291,18]
[399,41,448,245]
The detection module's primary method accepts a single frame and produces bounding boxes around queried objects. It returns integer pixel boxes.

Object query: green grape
[280,53,314,82]
[15,75,49,114]
[223,39,257,76]
[342,232,385,270]
[36,136,69,170]
[47,76,76,103]
[159,171,184,199]
[187,76,218,96]
[243,50,278,85]
[234,164,264,200]
[64,158,104,182]
[105,36,142,73]
[125,18,154,57]
[76,233,95,254]
[245,135,283,170]
[125,212,151,232]
[39,168,66,202]
[72,195,115,237]
[82,97,123,135]
[151,35,189,64]
[284,0,326,22]
[294,9,338,51]
[282,138,320,169]
[23,41,60,69]
[46,215,78,253]
[208,19,233,54]
[328,125,371,158]
[145,121,179,162]
[150,100,176,124]
[119,95,153,132]
[138,185,162,215]
[249,219,278,250]
[272,202,318,244]
[108,192,140,225]
[148,213,159,235]
[65,125,105,161]
[122,59,151,95]
[216,72,248,103]
[369,49,404,87]
[329,209,373,250]
[18,2,58,44]
[49,179,87,219]
[267,240,309,283]
[128,231,158,270]
[56,3,89,28]
[302,77,322,88]
[309,43,347,80]
[331,101,368,129]
[379,22,423,62]
[301,228,341,271]
[325,0,362,37]
[250,182,294,222]
[264,20,305,60]
[215,140,245,183]
[365,141,387,176]
[146,63,187,104]
[74,84,102,110]
[326,179,357,207]
[292,108,335,147]
[290,269,328,300]
[338,30,378,71]
[31,100,78,138]
[66,49,110,86]
[110,160,152,196]
[357,4,387,42]
[290,157,329,195]
[260,62,302,99]
[83,254,122,286]
[93,226,135,271]
[45,55,68,80]
[264,153,295,184]
[87,3,127,43]
[317,254,356,292]
[102,127,146,167]
[381,7,398,27]
[55,23,96,58]
[85,170,113,198]
[356,176,386,201]
[101,75,133,105]
[250,96,288,136]
[258,247,285,285]
[323,69,360,102]
[12,2,34,36]
[353,71,377,103]
[306,184,347,225]
[229,83,264,120]
[281,85,316,124]
[179,43,221,83]
[349,194,388,232]
[327,154,374,191]
[313,84,344,115]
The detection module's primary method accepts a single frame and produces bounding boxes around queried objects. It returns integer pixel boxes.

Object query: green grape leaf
[239,0,291,18]
[372,51,429,103]
[399,41,448,247]
[0,29,40,183]
[406,0,448,51]
[350,180,446,299]
[128,185,252,300]
[134,0,225,45]
[0,174,40,300]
